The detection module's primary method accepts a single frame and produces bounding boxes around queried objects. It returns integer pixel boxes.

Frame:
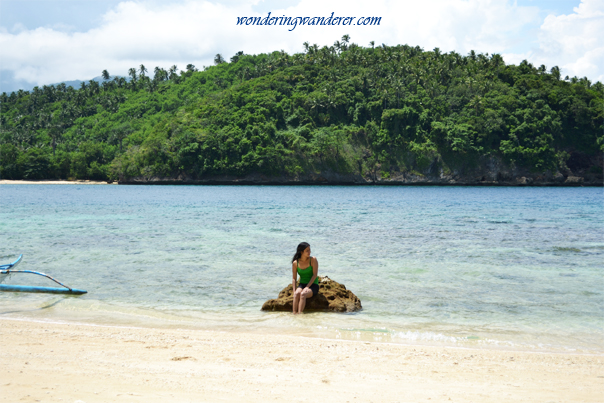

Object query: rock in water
[261,276,362,312]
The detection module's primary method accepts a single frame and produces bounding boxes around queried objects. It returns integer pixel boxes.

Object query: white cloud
[504,0,604,82]
[0,0,601,91]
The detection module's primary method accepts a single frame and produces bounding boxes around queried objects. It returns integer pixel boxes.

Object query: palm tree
[578,77,591,87]
[128,68,137,82]
[146,79,158,93]
[101,70,110,80]
[186,64,196,72]
[214,54,225,65]
[230,51,244,63]
[109,123,133,152]
[169,65,178,80]
[333,40,341,53]
[88,80,100,95]
[48,124,62,155]
[341,34,350,51]
[139,64,147,77]
[154,66,163,81]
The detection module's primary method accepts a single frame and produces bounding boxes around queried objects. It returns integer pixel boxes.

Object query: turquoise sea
[1,185,602,352]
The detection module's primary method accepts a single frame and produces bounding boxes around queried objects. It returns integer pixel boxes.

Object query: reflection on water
[0,185,602,352]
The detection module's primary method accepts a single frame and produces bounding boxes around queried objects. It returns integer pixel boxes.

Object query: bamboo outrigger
[0,255,87,295]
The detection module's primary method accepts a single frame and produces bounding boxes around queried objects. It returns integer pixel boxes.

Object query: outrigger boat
[0,255,87,295]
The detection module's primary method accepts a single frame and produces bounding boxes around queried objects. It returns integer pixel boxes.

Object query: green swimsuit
[297,259,319,285]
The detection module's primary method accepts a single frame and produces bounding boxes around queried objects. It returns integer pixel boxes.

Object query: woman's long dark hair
[292,242,310,263]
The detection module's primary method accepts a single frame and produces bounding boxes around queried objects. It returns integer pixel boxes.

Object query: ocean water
[1,185,602,353]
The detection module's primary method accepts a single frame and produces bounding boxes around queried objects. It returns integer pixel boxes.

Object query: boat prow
[0,254,22,283]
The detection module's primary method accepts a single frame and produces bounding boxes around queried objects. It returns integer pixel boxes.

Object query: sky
[0,0,602,93]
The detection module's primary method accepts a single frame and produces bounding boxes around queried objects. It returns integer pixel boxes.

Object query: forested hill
[1,39,602,185]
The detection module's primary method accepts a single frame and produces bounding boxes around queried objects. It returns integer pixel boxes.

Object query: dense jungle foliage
[1,37,602,181]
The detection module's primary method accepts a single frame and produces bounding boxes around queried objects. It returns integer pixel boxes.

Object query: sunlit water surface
[1,185,602,352]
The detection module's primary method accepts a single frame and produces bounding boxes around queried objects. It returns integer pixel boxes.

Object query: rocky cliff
[120,152,603,186]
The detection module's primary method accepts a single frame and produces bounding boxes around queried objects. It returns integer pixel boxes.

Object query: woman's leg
[297,287,313,313]
[293,287,302,314]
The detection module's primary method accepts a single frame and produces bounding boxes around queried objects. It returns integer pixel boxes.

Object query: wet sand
[1,318,602,402]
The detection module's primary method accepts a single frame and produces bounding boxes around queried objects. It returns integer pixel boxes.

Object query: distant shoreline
[0,179,116,185]
[119,179,603,187]
[1,178,601,186]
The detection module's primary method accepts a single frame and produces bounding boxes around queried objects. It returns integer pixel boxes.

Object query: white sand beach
[1,319,602,403]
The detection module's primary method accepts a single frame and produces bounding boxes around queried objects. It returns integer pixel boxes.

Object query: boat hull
[0,285,87,294]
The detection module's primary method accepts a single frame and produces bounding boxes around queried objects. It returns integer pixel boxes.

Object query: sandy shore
[1,319,602,403]
[0,180,114,185]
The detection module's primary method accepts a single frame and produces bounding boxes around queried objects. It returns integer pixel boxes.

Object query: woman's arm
[304,257,319,289]
[292,261,298,289]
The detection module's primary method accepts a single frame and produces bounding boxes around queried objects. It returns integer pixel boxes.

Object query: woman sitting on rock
[292,242,319,314]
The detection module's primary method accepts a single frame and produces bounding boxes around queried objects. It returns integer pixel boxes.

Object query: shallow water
[1,185,602,352]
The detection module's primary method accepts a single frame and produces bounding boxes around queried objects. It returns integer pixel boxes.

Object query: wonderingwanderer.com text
[236,12,382,32]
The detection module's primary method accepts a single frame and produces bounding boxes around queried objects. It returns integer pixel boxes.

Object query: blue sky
[1,0,601,93]
[0,1,124,32]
